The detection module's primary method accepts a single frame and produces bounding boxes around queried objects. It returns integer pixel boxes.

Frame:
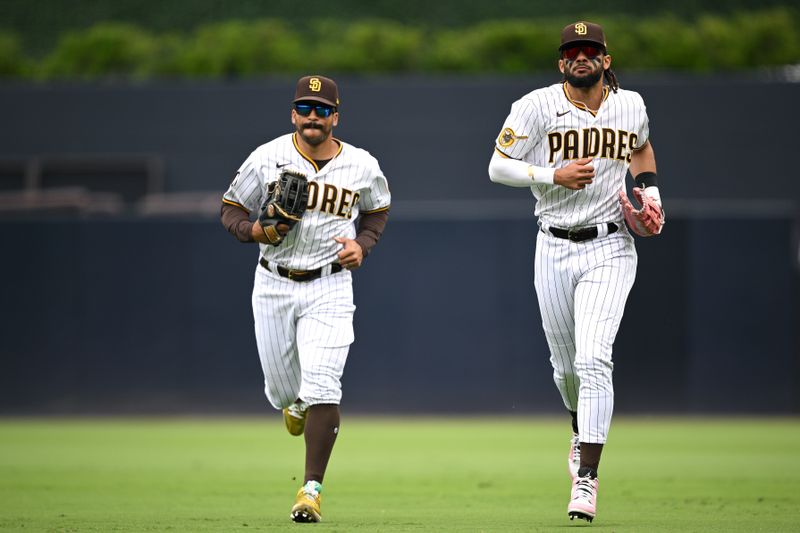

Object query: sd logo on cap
[294,75,340,107]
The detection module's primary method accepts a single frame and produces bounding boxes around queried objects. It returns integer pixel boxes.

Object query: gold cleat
[283,401,308,436]
[290,483,322,523]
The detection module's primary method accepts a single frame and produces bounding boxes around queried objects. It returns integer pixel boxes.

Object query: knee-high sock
[304,404,340,483]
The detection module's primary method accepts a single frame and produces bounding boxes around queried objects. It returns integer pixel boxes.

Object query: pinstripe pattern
[497,83,649,228]
[224,133,391,270]
[534,230,636,443]
[252,264,355,408]
[494,81,648,444]
[228,131,389,409]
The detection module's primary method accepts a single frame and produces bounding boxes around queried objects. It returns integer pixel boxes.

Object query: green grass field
[0,417,798,532]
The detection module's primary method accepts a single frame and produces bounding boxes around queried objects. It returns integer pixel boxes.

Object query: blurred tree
[169,20,303,77]
[311,19,424,72]
[3,0,797,55]
[39,23,157,79]
[0,32,27,77]
[8,8,800,79]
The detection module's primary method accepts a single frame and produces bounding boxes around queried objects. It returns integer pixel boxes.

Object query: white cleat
[568,434,581,480]
[567,473,598,523]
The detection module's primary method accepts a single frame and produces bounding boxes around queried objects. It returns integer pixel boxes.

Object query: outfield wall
[1,75,799,204]
[0,215,796,415]
[0,75,798,414]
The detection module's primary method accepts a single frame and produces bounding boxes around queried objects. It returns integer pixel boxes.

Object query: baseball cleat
[290,481,322,523]
[567,473,598,523]
[283,401,308,436]
[568,434,581,479]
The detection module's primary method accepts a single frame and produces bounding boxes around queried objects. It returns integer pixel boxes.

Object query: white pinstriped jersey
[223,132,391,270]
[495,82,649,228]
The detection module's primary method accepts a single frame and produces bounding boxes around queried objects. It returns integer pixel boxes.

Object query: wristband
[634,171,658,188]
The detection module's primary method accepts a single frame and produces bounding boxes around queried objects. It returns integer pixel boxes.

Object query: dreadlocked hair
[605,67,620,93]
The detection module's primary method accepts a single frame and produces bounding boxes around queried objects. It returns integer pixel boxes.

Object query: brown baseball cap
[559,21,607,51]
[293,75,340,107]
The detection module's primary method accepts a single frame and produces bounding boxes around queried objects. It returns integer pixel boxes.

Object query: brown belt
[259,257,343,282]
[548,222,619,242]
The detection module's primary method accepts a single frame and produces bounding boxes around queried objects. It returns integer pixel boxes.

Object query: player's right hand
[554,158,595,190]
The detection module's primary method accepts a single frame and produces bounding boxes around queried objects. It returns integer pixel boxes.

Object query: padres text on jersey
[223,132,391,270]
[495,82,649,228]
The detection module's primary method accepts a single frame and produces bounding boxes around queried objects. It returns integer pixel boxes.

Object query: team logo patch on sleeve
[498,128,527,148]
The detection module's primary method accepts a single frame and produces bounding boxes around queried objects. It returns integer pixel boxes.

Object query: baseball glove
[258,169,309,245]
[618,187,664,237]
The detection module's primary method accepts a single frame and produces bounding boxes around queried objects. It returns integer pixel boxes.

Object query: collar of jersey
[292,133,343,173]
[561,82,610,117]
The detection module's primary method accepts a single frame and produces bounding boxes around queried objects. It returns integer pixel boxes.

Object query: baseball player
[487,21,664,523]
[220,75,391,523]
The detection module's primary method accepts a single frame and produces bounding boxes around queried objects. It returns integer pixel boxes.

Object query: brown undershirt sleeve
[354,209,389,257]
[220,203,255,243]
[223,203,388,250]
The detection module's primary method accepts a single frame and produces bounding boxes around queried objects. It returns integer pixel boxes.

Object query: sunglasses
[562,45,604,60]
[294,103,336,118]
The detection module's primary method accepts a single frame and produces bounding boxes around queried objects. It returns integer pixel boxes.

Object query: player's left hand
[334,236,363,270]
[618,187,664,237]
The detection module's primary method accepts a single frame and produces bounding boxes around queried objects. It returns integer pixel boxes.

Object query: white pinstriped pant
[534,228,637,444]
[252,264,355,409]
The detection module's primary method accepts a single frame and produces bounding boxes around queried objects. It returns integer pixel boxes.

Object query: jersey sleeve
[494,96,545,160]
[633,93,650,149]
[222,152,263,213]
[358,159,391,214]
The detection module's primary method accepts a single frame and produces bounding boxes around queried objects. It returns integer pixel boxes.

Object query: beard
[565,65,604,88]
[296,121,331,146]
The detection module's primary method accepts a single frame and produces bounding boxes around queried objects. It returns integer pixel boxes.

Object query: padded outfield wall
[0,75,798,414]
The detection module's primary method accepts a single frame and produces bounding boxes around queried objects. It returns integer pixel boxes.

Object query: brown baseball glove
[258,169,309,245]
